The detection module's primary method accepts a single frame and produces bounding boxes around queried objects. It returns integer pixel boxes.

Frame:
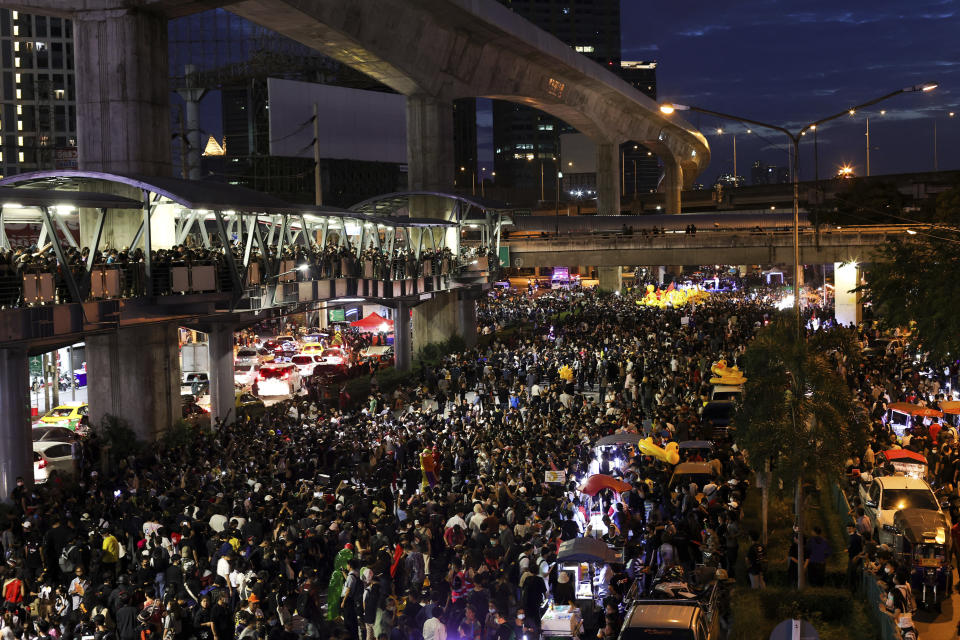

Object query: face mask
[517,614,525,620]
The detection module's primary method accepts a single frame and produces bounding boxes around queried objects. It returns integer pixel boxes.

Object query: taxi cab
[300,342,325,355]
[39,402,88,429]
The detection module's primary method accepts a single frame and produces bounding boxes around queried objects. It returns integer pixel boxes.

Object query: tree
[860,234,960,363]
[734,317,867,589]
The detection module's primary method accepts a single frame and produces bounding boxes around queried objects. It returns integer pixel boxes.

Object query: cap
[248,594,260,603]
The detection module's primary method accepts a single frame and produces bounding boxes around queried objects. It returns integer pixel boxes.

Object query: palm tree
[734,317,867,589]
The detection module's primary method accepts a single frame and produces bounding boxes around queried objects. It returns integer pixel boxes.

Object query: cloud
[676,24,732,37]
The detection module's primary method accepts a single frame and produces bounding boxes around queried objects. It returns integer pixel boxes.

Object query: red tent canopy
[881,449,928,465]
[579,474,633,497]
[351,312,394,332]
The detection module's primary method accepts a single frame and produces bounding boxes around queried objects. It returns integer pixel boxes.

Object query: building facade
[0,9,77,179]
[493,0,660,206]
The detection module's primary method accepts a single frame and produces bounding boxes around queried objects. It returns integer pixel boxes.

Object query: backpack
[60,544,80,573]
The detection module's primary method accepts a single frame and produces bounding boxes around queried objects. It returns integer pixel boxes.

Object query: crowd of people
[837,326,960,639]
[0,238,483,308]
[1,286,778,640]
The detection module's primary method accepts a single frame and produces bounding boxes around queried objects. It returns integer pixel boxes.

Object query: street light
[660,81,938,335]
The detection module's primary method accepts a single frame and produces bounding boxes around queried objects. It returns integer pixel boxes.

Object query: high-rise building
[493,0,621,198]
[0,9,77,179]
[493,0,660,204]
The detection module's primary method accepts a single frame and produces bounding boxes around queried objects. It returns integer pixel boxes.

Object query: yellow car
[300,342,324,355]
[235,392,266,420]
[39,403,88,430]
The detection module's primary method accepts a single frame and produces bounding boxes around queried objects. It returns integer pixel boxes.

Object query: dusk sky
[620,0,959,184]
[477,0,959,185]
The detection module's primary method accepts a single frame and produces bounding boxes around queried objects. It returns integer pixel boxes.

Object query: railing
[504,224,920,242]
[832,484,901,640]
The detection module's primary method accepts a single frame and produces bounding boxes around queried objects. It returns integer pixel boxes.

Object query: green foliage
[860,235,960,363]
[730,587,877,640]
[733,316,867,491]
[161,419,200,451]
[94,414,143,463]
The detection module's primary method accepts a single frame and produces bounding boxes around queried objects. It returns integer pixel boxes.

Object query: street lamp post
[661,81,938,335]
[556,171,562,236]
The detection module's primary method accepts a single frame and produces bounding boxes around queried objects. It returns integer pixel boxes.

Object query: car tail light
[37,458,47,469]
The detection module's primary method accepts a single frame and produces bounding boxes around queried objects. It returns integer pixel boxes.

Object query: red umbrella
[350,312,394,332]
[579,474,632,497]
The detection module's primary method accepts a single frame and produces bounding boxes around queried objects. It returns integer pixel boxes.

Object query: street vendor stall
[553,537,619,616]
[877,449,929,480]
[590,432,642,475]
[579,474,632,535]
[940,401,960,428]
[885,402,942,437]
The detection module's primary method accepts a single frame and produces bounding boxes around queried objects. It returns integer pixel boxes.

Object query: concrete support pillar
[208,325,235,427]
[457,293,478,348]
[596,143,621,215]
[834,262,862,327]
[394,305,411,372]
[0,348,31,501]
[661,156,684,214]
[406,95,454,192]
[597,266,622,292]
[413,291,459,354]
[657,266,667,285]
[73,8,171,175]
[86,324,180,442]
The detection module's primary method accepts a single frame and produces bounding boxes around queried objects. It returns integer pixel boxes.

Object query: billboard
[268,78,407,163]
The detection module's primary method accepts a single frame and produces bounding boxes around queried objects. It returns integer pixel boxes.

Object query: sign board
[680,316,690,326]
[545,470,567,484]
[55,147,78,170]
[328,308,346,323]
[498,246,510,268]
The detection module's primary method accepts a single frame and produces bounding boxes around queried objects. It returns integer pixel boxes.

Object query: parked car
[290,354,323,378]
[33,441,76,483]
[235,392,266,420]
[256,363,300,396]
[318,347,348,366]
[181,372,210,396]
[360,345,394,368]
[859,474,945,545]
[32,425,80,442]
[38,402,88,430]
[619,593,721,640]
[234,362,261,386]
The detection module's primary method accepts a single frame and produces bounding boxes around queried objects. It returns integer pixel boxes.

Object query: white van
[710,384,743,403]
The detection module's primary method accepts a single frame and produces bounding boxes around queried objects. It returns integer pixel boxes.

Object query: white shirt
[423,617,447,640]
[444,515,467,531]
[216,556,231,580]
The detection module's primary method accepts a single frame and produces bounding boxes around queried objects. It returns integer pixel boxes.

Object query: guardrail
[504,224,921,242]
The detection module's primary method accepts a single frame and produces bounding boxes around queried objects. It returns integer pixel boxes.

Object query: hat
[264,495,273,502]
[248,594,260,603]
[344,543,354,551]
[557,571,570,584]
[22,521,31,529]
[703,483,718,496]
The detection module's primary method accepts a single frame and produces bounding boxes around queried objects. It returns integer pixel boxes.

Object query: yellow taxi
[300,342,324,355]
[235,392,266,420]
[39,402,88,430]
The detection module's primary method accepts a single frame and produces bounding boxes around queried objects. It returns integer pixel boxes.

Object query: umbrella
[579,474,632,496]
[888,402,942,418]
[557,537,617,563]
[595,433,643,447]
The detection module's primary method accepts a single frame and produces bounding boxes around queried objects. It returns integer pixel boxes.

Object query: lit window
[17,121,22,131]
[13,25,18,36]
[18,152,25,162]
[54,89,64,99]
[574,45,595,53]
[17,136,23,146]
[14,74,20,83]
[15,90,21,99]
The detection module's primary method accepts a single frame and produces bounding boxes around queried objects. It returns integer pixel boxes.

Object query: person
[422,602,447,640]
[845,522,864,593]
[493,611,515,640]
[805,526,831,587]
[786,531,799,587]
[746,530,766,589]
[340,558,363,640]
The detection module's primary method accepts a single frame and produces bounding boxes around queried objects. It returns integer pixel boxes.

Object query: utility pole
[866,117,871,176]
[314,103,323,205]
